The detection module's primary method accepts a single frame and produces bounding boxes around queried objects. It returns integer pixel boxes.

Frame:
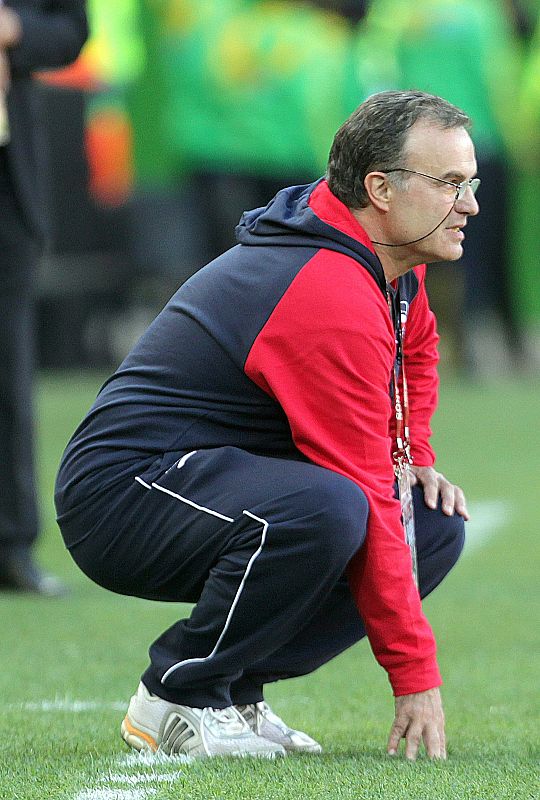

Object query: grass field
[1,370,539,799]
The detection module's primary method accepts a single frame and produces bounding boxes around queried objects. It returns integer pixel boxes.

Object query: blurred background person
[36,0,144,367]
[0,1,87,594]
[513,2,540,369]
[34,1,370,369]
[303,0,368,23]
[120,0,367,316]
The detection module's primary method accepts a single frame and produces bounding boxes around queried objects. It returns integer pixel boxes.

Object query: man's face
[385,121,479,263]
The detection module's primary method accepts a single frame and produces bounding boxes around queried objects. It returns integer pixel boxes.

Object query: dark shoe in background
[0,547,67,597]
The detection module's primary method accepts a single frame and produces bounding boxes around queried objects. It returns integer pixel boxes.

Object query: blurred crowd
[37,0,540,377]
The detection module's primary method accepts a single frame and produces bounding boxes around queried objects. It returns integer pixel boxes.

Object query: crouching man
[55,90,477,759]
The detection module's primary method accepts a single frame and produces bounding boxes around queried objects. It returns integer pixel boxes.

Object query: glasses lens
[457,178,480,201]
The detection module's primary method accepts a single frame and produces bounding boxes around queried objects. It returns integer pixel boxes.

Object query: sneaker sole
[121,716,158,753]
[121,716,285,759]
[283,742,322,754]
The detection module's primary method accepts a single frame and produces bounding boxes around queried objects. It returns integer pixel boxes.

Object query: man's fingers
[439,479,456,516]
[413,467,469,519]
[454,486,470,520]
[422,723,444,760]
[404,724,423,760]
[442,481,469,519]
[387,718,408,755]
[389,719,447,761]
[439,721,447,759]
[390,688,446,761]
[421,474,440,509]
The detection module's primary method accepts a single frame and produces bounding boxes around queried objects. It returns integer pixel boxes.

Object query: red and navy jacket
[56,179,441,695]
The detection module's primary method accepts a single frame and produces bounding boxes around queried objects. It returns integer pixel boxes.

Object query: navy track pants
[64,446,465,708]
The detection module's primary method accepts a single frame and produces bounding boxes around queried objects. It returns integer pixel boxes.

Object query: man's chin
[440,243,464,262]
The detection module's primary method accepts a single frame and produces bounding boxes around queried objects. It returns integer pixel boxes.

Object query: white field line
[72,745,187,800]
[4,699,125,712]
[3,703,185,800]
[118,751,192,766]
[464,499,512,554]
[103,774,176,785]
[74,760,181,800]
[75,791,156,800]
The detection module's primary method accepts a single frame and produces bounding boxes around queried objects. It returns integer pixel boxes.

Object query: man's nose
[455,186,480,216]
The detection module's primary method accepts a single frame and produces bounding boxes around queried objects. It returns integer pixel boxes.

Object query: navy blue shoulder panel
[398,268,420,310]
[167,243,319,369]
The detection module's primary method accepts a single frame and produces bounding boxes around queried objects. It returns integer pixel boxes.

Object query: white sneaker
[121,682,286,758]
[236,702,322,754]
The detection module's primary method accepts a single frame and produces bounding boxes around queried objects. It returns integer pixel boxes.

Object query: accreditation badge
[397,464,418,588]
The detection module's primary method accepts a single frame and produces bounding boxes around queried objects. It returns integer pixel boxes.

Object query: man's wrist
[389,655,442,697]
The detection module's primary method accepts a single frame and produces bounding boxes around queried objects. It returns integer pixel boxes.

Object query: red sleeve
[403,265,440,466]
[245,251,441,695]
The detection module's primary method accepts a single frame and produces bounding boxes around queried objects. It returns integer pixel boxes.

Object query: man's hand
[410,465,469,520]
[0,7,22,50]
[387,687,446,760]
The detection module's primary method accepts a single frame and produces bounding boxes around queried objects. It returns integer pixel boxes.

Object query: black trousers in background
[461,153,512,322]
[62,446,465,709]
[0,148,40,549]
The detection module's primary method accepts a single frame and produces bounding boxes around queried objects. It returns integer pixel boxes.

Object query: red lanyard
[387,285,419,586]
[387,288,413,477]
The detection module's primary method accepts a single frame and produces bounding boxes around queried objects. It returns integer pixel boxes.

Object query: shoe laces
[255,702,290,732]
[238,702,288,733]
[207,706,249,734]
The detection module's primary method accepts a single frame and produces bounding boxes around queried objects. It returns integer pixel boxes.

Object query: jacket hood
[235,179,387,292]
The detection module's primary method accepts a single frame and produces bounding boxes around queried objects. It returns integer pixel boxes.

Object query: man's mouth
[447,224,466,240]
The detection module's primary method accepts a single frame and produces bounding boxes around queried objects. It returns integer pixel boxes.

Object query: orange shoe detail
[122,716,158,752]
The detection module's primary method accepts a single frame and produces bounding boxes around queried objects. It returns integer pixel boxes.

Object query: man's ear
[363,172,392,212]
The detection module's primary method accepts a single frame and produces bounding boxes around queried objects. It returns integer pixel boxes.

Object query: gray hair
[326,90,471,209]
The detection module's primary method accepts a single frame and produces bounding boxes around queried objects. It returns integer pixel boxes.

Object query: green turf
[1,371,539,799]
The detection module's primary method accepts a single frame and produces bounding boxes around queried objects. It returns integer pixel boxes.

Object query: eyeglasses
[383,168,480,202]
